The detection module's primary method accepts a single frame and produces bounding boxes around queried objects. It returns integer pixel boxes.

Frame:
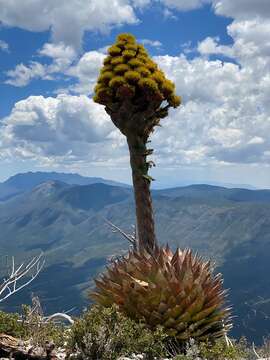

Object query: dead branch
[0,253,45,303]
[104,218,138,250]
[20,296,75,326]
[252,342,261,359]
[44,313,74,325]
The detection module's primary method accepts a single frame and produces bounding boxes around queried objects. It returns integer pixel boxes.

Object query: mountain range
[0,171,130,201]
[0,172,269,344]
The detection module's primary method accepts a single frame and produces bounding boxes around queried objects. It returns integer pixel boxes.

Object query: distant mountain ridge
[0,171,130,201]
[158,184,270,203]
[0,174,269,343]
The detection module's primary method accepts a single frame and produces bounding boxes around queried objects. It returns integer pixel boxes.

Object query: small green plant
[68,304,169,360]
[0,306,65,348]
[0,310,26,337]
[172,337,252,360]
[21,304,65,347]
[198,338,248,360]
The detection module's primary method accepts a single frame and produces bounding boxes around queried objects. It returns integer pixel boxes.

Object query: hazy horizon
[0,169,262,190]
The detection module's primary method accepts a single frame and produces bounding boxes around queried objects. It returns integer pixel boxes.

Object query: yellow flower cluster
[94,33,181,108]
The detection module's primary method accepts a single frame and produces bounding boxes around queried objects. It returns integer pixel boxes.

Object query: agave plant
[91,32,232,342]
[91,246,232,341]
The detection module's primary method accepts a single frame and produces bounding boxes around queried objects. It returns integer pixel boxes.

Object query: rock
[117,354,145,360]
[117,355,172,360]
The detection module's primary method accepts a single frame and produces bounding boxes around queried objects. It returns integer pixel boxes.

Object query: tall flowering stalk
[94,33,181,253]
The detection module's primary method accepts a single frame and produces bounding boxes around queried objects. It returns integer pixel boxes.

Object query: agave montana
[92,32,231,342]
[91,246,232,341]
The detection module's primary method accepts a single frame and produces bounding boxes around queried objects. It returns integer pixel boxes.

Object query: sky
[0,0,270,189]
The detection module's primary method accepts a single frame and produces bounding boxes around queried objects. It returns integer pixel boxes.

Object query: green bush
[67,304,270,360]
[198,338,248,360]
[172,337,254,360]
[1,305,269,360]
[21,305,66,347]
[0,310,26,338]
[0,306,65,347]
[68,304,169,360]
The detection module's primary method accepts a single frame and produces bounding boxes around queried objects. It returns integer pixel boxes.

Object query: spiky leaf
[90,246,232,342]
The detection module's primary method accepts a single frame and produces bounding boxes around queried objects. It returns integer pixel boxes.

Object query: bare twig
[21,296,75,326]
[0,253,45,303]
[252,342,261,359]
[44,313,74,325]
[104,218,138,250]
[29,294,44,317]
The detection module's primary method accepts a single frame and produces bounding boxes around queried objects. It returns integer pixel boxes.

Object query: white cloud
[1,0,268,56]
[4,46,107,94]
[132,0,151,7]
[0,94,125,167]
[39,42,78,76]
[6,39,162,91]
[150,47,270,166]
[0,39,9,52]
[5,42,78,87]
[227,20,270,69]
[2,43,270,169]
[2,21,270,169]
[5,62,48,87]
[140,39,162,48]
[1,0,270,175]
[161,0,270,20]
[208,0,270,81]
[0,0,138,48]
[160,0,210,11]
[212,0,270,20]
[198,20,270,70]
[198,37,233,58]
[162,8,177,20]
[39,42,77,71]
[67,51,105,95]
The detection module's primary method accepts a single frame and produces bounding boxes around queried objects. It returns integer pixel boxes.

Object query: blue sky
[0,0,269,188]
